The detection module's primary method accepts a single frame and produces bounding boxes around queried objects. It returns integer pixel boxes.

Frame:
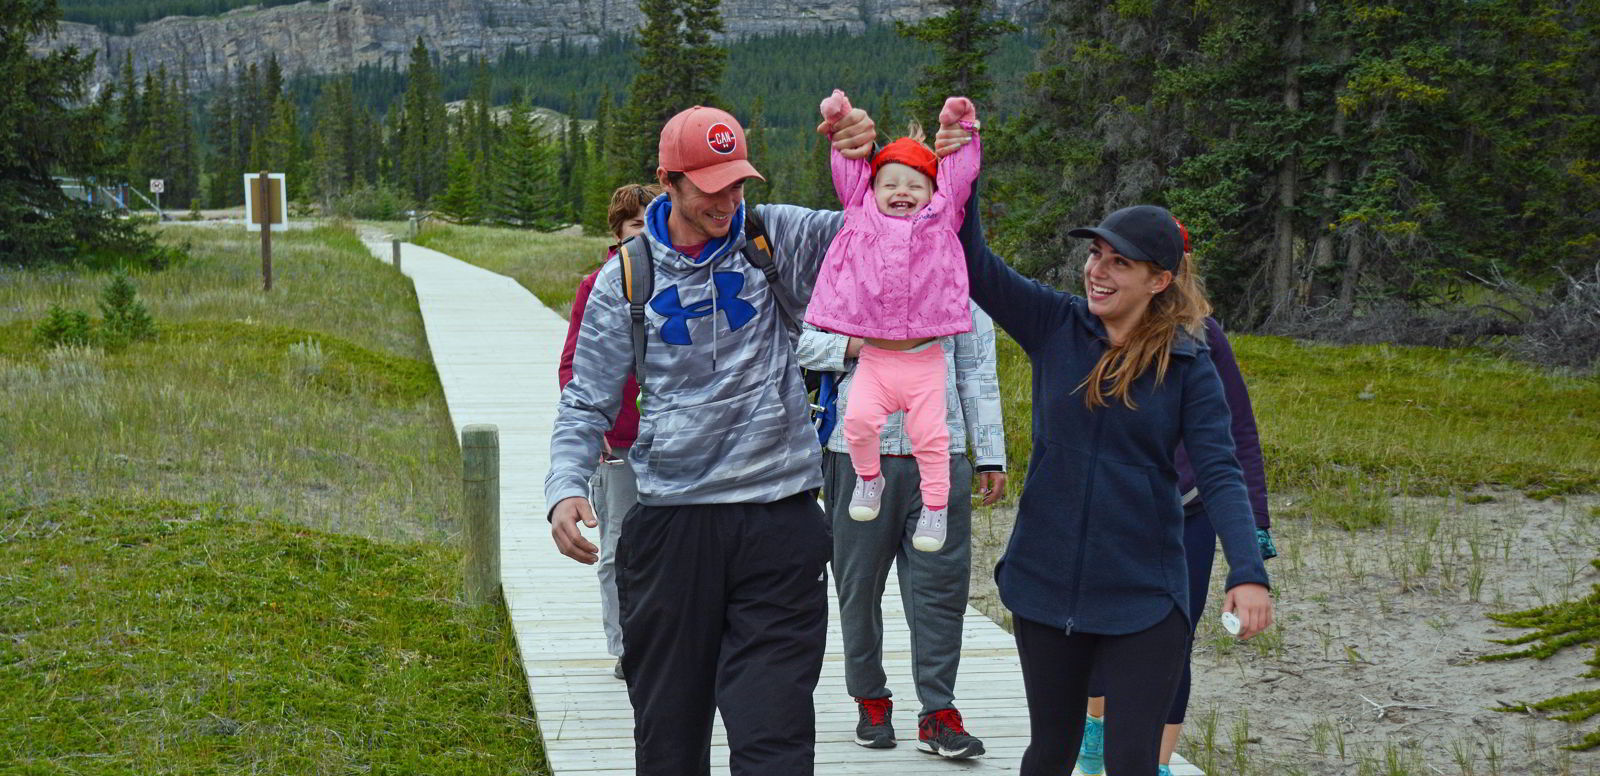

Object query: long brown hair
[1078,252,1213,410]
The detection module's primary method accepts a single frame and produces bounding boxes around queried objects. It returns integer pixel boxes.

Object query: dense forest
[62,0,316,34]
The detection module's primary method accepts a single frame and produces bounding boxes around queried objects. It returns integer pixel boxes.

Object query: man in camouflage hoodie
[545,105,877,776]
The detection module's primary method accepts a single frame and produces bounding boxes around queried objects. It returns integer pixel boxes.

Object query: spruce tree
[896,0,1018,124]
[615,0,728,184]
[1,0,145,265]
[434,144,484,224]
[393,37,448,205]
[493,101,559,230]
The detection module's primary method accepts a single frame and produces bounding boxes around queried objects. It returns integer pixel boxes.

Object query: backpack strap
[740,207,804,331]
[618,234,654,390]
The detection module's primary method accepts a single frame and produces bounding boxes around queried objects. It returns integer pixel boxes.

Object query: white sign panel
[243,173,289,232]
[149,178,164,194]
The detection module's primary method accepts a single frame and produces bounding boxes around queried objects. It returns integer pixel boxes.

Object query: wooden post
[462,424,501,605]
[391,238,402,273]
[259,170,273,291]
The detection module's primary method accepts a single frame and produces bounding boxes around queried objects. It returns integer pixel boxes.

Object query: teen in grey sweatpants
[797,302,1006,759]
[588,458,637,664]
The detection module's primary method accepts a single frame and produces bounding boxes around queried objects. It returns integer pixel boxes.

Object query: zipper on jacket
[1066,410,1106,632]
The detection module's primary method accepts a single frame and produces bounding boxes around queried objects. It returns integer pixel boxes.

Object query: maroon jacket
[559,258,640,449]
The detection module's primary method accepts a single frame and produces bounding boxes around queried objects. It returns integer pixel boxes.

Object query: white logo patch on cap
[706,122,737,155]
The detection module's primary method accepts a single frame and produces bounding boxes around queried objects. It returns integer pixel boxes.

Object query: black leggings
[1087,506,1217,724]
[1015,607,1188,776]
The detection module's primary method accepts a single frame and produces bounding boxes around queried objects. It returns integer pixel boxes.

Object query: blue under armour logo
[650,272,758,346]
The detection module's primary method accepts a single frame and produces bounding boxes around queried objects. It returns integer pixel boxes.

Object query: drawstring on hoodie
[709,265,720,372]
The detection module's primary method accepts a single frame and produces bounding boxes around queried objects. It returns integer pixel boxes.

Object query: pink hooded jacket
[804,93,980,340]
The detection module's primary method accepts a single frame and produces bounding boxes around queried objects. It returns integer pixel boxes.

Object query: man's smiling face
[662,171,747,245]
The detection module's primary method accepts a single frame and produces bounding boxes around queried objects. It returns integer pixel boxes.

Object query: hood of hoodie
[643,192,746,268]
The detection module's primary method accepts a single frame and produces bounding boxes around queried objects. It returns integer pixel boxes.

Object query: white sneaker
[912,505,947,552]
[848,476,885,521]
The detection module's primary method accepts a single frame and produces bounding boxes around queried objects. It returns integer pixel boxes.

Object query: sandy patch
[969,492,1600,774]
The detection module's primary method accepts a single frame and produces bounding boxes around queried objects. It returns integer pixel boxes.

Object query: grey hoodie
[544,195,845,511]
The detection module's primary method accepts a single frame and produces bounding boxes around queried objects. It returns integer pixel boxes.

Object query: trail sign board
[149,179,164,194]
[243,173,288,232]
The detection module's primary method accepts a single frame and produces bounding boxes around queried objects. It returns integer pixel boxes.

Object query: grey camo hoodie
[544,195,845,512]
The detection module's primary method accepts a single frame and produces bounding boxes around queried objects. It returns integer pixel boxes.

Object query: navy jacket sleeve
[958,185,1072,353]
[1175,318,1271,528]
[1179,353,1271,592]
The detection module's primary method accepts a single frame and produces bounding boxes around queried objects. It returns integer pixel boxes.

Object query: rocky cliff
[31,0,1034,94]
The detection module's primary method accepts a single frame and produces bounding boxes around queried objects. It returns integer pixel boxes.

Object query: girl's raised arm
[821,90,872,207]
[935,97,980,211]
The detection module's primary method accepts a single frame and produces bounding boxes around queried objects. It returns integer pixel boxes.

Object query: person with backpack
[556,182,660,682]
[932,125,1274,776]
[545,104,876,776]
[796,299,1006,760]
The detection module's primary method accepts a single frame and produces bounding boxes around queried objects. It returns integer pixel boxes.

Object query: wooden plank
[367,238,1205,776]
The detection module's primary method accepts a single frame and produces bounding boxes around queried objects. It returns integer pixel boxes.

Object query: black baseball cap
[1068,205,1187,272]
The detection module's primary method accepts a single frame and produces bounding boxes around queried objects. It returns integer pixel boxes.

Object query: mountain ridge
[31,0,1034,94]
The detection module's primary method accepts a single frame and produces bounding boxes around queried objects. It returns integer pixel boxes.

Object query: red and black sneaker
[854,697,896,748]
[917,708,985,759]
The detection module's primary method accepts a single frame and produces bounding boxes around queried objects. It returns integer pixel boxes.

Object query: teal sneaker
[1159,765,1173,776]
[1074,714,1104,775]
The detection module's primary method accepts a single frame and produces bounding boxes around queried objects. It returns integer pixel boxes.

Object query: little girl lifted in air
[807,89,980,553]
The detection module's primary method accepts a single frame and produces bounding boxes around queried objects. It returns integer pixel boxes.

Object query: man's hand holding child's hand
[817,88,876,160]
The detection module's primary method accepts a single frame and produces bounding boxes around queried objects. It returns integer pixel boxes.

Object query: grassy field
[2,497,543,774]
[412,222,614,316]
[0,224,458,538]
[0,223,545,773]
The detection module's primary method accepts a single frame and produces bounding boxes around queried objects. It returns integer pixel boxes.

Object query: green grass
[1240,336,1600,496]
[0,224,547,771]
[411,222,613,317]
[0,224,459,539]
[0,496,545,774]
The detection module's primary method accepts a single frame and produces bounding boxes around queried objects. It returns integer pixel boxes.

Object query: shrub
[97,271,157,349]
[34,304,93,348]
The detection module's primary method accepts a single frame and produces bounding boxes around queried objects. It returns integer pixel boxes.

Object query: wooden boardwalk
[364,237,1202,776]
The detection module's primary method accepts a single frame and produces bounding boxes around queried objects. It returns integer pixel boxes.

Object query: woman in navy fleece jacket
[956,193,1272,776]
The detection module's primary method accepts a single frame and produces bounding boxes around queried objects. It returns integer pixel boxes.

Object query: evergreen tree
[392,37,448,205]
[0,0,147,264]
[205,65,239,206]
[261,94,303,196]
[745,96,769,206]
[493,101,560,230]
[896,0,1018,124]
[434,144,483,223]
[614,0,728,184]
[309,77,358,205]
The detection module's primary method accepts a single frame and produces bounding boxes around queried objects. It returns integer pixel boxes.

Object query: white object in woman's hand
[1223,582,1273,640]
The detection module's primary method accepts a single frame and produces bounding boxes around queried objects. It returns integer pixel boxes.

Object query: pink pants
[842,343,951,508]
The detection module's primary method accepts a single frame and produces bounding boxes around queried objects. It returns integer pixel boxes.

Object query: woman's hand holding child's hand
[933,97,978,158]
[938,96,977,128]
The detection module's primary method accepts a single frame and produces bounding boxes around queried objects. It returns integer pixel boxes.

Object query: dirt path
[969,492,1600,775]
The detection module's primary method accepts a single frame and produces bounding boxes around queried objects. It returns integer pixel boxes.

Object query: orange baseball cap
[658,106,765,193]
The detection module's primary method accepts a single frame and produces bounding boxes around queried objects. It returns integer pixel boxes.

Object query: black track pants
[1014,608,1188,776]
[616,492,831,776]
